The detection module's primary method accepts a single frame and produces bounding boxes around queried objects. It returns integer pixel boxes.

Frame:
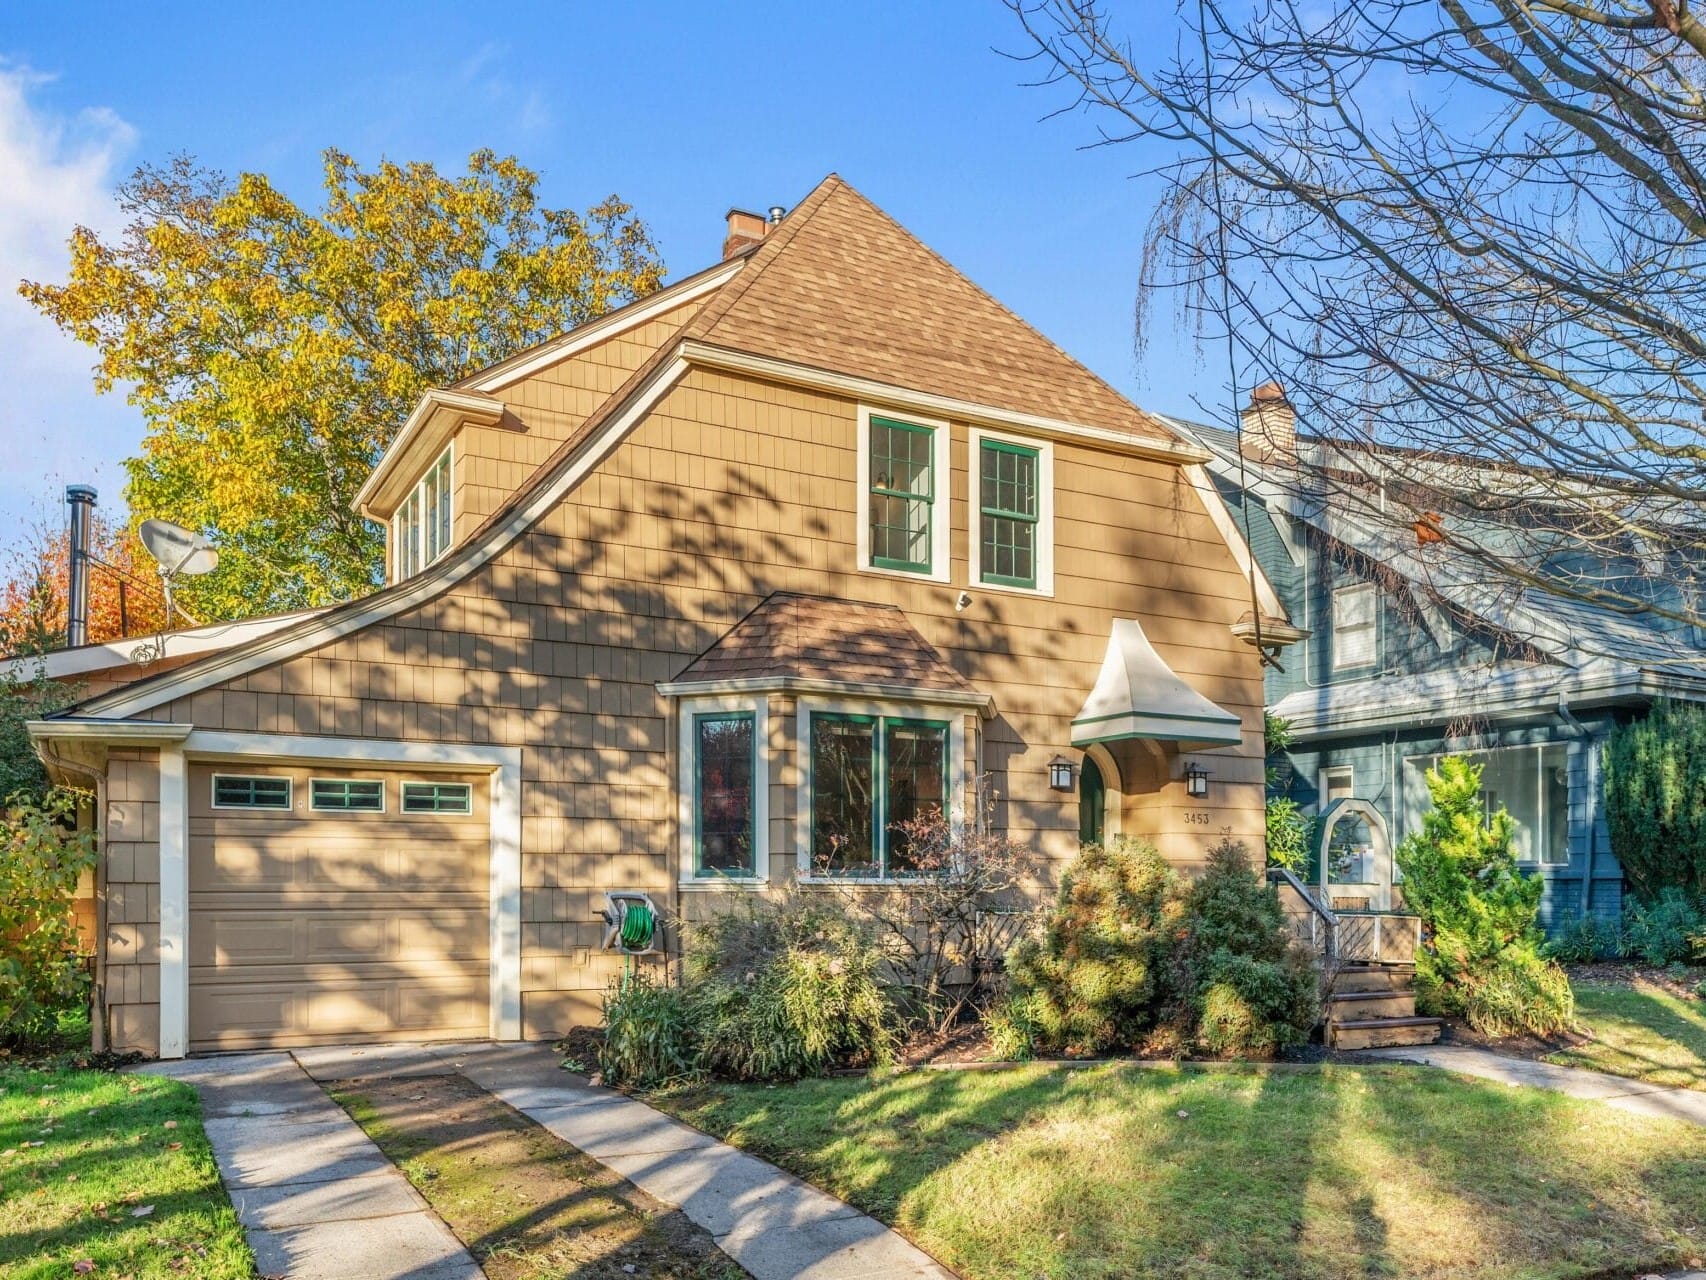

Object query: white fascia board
[76,356,692,722]
[465,260,742,394]
[680,341,1211,467]
[0,609,330,684]
[1182,463,1286,621]
[657,675,996,718]
[355,388,505,518]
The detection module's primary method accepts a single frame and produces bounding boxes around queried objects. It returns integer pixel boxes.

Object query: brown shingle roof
[671,593,981,699]
[683,175,1180,445]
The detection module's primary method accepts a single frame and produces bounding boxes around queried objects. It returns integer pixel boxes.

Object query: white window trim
[209,772,294,811]
[968,427,1055,597]
[391,443,454,583]
[856,406,952,585]
[155,731,523,1059]
[1319,765,1354,812]
[400,780,475,816]
[1331,581,1377,670]
[794,695,968,885]
[678,694,770,888]
[308,776,387,813]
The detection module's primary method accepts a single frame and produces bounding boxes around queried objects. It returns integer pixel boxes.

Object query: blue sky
[0,2,1220,538]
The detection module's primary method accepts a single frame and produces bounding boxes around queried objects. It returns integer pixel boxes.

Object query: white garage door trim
[159,731,522,1059]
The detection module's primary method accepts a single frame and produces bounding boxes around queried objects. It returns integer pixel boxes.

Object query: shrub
[598,972,696,1088]
[1178,840,1320,1058]
[1263,713,1314,874]
[1459,948,1577,1039]
[1397,756,1575,1037]
[1603,700,1706,900]
[1544,913,1622,965]
[1620,888,1705,966]
[685,891,895,1081]
[983,985,1040,1061]
[1,788,97,1047]
[822,790,1037,1034]
[1003,838,1180,1055]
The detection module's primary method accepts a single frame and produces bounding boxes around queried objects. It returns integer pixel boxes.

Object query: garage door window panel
[401,781,474,814]
[309,779,385,812]
[212,775,292,810]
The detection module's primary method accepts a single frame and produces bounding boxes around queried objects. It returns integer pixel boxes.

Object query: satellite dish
[139,519,219,578]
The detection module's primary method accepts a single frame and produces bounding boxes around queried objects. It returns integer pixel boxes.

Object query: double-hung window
[868,417,935,572]
[392,447,453,581]
[1331,582,1377,670]
[977,437,1043,589]
[808,712,949,878]
[694,712,758,877]
[859,410,948,580]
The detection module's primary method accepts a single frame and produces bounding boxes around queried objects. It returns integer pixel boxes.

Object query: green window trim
[309,778,385,812]
[808,711,950,879]
[211,774,292,810]
[868,416,936,574]
[694,711,759,879]
[979,438,1040,589]
[400,781,473,814]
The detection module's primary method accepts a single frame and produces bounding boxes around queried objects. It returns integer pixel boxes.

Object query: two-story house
[30,176,1281,1059]
[1169,387,1706,933]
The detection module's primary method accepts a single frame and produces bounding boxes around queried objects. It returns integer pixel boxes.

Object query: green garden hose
[619,901,656,952]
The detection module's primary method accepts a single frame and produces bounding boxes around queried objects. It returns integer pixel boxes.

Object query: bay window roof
[660,592,993,714]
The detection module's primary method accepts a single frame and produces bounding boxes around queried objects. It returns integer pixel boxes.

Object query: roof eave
[355,388,506,520]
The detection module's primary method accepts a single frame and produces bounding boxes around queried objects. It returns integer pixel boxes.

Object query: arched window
[1079,756,1106,846]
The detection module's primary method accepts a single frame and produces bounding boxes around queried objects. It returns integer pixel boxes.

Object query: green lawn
[1544,980,1706,1092]
[656,1063,1706,1280]
[0,1067,252,1279]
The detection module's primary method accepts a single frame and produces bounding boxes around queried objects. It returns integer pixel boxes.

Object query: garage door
[188,763,490,1051]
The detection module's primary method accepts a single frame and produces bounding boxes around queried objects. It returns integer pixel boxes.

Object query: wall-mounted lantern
[1048,755,1076,792]
[1184,762,1211,799]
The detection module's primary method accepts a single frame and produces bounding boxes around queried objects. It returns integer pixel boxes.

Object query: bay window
[694,712,758,878]
[808,711,949,877]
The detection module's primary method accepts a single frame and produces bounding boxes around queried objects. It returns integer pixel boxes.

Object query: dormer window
[393,447,452,580]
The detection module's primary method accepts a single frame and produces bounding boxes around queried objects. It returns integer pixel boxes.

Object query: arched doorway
[1317,798,1393,911]
[1079,757,1106,846]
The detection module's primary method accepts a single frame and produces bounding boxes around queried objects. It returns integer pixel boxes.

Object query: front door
[1318,798,1392,912]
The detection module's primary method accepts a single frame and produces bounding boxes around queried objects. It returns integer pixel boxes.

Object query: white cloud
[0,62,140,532]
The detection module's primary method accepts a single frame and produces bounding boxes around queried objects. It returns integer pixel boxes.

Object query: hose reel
[601,891,660,956]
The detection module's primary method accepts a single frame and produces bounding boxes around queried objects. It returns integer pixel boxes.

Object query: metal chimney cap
[65,484,98,501]
[767,205,786,224]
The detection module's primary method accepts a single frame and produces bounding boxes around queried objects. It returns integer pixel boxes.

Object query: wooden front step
[1330,1015,1444,1051]
[1329,990,1416,1022]
[1333,964,1414,994]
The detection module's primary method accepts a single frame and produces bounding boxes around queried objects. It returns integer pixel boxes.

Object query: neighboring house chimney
[1240,381,1297,462]
[65,484,97,648]
[723,208,771,260]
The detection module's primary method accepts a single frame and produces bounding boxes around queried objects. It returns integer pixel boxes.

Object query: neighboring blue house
[1168,387,1706,932]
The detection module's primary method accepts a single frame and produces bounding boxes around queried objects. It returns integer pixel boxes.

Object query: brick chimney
[1239,381,1297,462]
[723,208,770,260]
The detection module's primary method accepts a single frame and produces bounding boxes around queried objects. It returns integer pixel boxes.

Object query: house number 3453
[1183,811,1212,825]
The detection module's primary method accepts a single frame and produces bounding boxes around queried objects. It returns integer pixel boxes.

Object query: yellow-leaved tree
[21,150,665,618]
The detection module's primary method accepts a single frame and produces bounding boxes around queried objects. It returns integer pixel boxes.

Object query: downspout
[1556,696,1596,921]
[38,739,109,1053]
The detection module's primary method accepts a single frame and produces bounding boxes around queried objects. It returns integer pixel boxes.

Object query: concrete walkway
[290,1041,956,1280]
[156,1040,953,1280]
[139,1052,479,1280]
[1358,1043,1706,1127]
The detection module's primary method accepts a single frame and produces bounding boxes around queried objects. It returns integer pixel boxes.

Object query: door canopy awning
[1071,619,1244,749]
